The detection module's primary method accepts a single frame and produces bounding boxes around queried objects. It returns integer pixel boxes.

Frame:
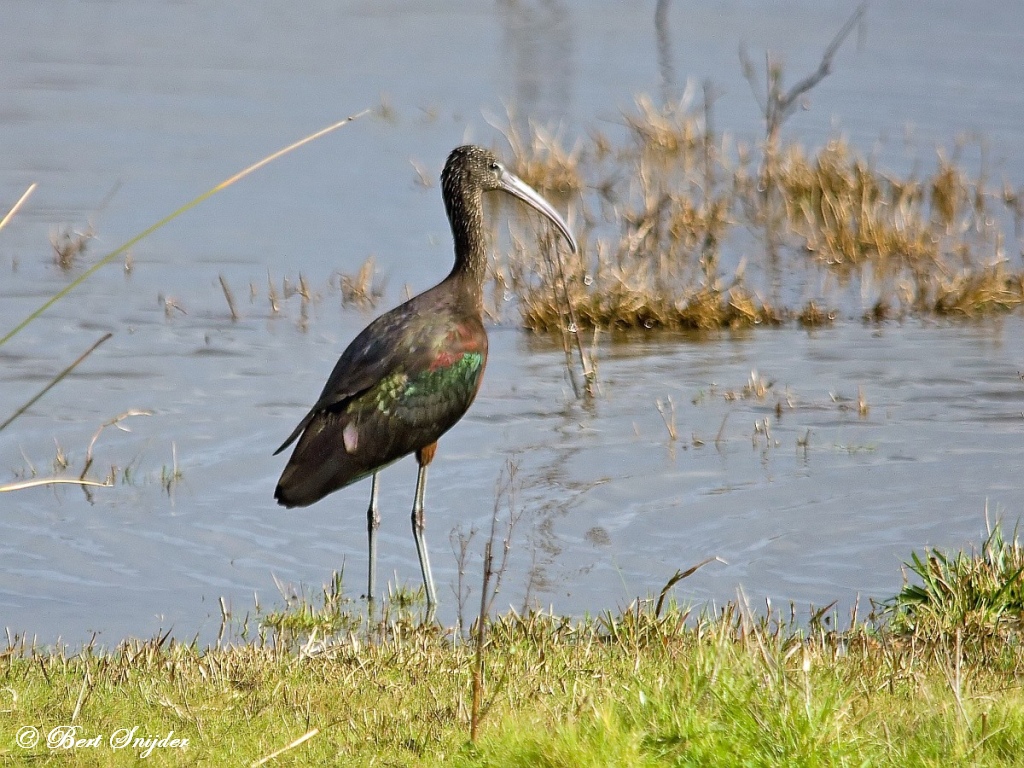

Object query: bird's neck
[444,187,487,308]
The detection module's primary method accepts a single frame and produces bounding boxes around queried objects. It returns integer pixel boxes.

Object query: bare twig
[550,238,597,398]
[741,3,866,144]
[470,459,523,742]
[714,411,730,450]
[777,4,867,121]
[485,461,523,618]
[701,80,718,191]
[450,524,477,634]
[655,0,677,102]
[470,533,492,743]
[219,274,240,320]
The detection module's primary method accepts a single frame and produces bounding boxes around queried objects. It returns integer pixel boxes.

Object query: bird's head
[441,145,578,254]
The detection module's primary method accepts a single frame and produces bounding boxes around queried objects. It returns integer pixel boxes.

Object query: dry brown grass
[779,142,938,269]
[797,300,836,327]
[930,261,1024,316]
[338,254,384,310]
[624,94,704,159]
[500,117,586,196]
[50,223,95,270]
[495,97,784,333]
[491,97,1024,336]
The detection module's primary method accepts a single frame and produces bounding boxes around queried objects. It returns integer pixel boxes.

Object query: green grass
[3,524,1024,766]
[886,517,1024,653]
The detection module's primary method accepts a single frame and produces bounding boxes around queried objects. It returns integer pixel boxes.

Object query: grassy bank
[2,523,1022,766]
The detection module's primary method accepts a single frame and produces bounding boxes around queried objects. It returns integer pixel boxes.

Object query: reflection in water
[655,0,677,103]
[497,0,575,126]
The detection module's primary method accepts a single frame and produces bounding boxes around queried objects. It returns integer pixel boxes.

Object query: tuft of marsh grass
[655,396,677,442]
[260,571,364,651]
[159,442,182,496]
[491,95,1024,341]
[50,222,95,271]
[797,299,836,327]
[722,369,774,402]
[499,114,586,196]
[885,514,1024,650]
[374,92,398,123]
[338,254,385,310]
[776,139,1023,319]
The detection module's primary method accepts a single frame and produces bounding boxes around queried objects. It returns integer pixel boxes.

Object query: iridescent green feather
[374,372,409,415]
[406,352,483,395]
[370,352,484,419]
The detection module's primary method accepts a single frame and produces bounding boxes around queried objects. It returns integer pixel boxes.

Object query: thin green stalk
[0,110,369,349]
[0,332,112,434]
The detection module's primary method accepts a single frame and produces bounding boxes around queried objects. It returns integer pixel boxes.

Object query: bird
[274,145,578,614]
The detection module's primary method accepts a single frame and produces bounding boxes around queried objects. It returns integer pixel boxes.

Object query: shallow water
[2,1,1024,646]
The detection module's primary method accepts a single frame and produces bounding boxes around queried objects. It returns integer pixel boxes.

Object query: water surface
[2,1,1024,645]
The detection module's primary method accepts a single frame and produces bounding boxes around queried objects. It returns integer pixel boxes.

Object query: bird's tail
[274,413,374,508]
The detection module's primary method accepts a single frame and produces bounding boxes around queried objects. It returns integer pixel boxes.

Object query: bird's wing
[273,309,415,455]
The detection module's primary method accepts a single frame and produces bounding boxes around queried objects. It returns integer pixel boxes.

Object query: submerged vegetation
[2,524,1024,765]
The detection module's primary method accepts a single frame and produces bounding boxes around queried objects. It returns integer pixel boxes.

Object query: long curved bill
[497,167,579,254]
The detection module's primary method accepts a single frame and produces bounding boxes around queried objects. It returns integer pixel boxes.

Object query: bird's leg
[412,443,439,616]
[366,472,380,606]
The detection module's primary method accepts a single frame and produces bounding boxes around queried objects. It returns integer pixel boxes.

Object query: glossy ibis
[274,145,578,613]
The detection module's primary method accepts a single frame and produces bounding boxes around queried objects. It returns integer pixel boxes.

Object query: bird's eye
[489,161,501,172]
